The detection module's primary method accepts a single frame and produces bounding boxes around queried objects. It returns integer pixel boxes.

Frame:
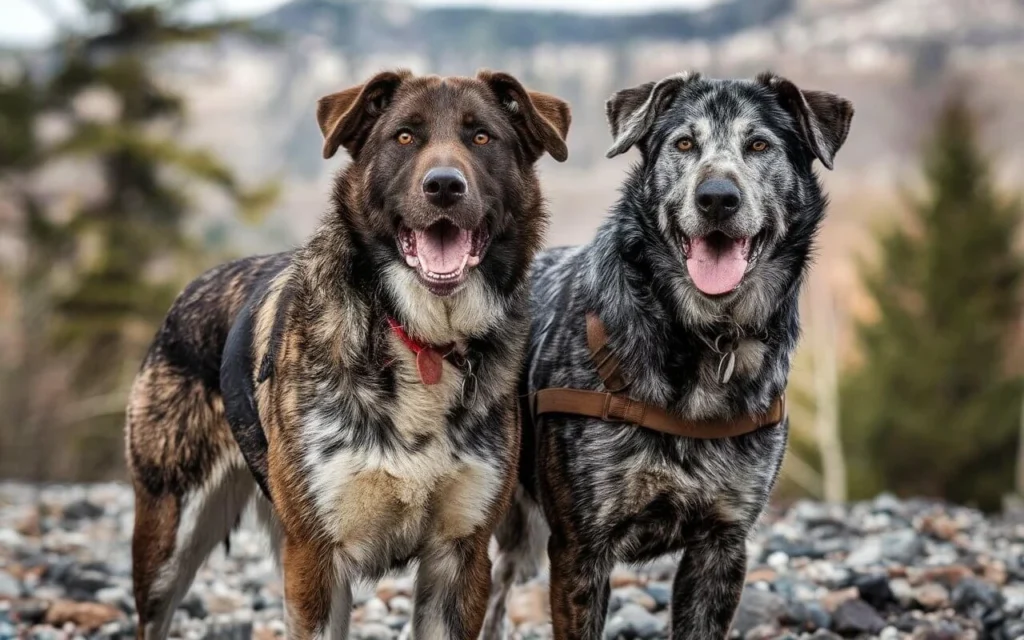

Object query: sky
[1,0,711,46]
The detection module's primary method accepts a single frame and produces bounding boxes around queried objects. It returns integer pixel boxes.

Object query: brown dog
[125,69,570,639]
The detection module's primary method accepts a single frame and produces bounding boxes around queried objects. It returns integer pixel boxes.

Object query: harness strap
[586,313,629,392]
[532,313,787,438]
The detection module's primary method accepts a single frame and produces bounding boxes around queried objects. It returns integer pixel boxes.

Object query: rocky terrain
[0,483,1022,639]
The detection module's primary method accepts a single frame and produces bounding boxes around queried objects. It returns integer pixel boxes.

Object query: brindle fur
[483,72,852,640]
[126,70,570,640]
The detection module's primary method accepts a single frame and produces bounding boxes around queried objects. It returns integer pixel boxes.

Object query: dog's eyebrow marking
[691,117,712,139]
[463,113,477,126]
[666,123,698,142]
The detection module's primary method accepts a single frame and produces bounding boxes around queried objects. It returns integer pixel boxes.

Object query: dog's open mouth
[398,219,490,296]
[680,231,760,296]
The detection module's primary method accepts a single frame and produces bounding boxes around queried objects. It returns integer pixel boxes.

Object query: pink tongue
[415,224,473,274]
[686,236,748,295]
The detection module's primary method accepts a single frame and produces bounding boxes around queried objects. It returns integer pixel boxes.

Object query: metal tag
[718,350,736,384]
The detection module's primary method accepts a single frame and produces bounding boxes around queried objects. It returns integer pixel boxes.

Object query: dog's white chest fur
[304,343,499,570]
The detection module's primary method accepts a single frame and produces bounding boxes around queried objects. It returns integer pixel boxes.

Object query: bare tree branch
[810,279,847,503]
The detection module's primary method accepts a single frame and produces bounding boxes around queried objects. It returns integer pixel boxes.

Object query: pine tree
[0,1,277,479]
[841,95,1023,511]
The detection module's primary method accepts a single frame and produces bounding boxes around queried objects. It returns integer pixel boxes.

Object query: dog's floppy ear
[317,69,412,160]
[477,70,571,163]
[605,71,700,158]
[758,72,854,170]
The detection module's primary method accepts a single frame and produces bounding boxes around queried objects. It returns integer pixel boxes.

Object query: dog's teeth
[424,267,465,282]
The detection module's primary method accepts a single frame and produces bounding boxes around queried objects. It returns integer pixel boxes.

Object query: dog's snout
[695,178,742,220]
[422,167,467,208]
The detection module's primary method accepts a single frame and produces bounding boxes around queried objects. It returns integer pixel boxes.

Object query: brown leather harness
[531,313,787,438]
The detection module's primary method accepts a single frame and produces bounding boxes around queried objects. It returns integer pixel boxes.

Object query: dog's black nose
[695,178,742,220]
[422,167,467,208]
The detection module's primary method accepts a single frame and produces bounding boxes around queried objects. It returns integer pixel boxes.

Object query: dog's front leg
[412,529,492,639]
[281,537,352,640]
[548,533,613,640]
[669,525,748,640]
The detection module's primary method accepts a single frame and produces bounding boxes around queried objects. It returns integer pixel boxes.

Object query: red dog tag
[416,348,444,385]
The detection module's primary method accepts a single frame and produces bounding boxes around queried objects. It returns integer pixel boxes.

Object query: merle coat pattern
[483,72,853,639]
[125,70,570,640]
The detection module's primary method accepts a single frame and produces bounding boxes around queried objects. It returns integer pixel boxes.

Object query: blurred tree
[0,1,277,479]
[778,282,846,503]
[0,65,64,481]
[841,94,1023,511]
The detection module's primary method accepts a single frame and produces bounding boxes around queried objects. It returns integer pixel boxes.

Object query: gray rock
[852,573,894,609]
[732,588,788,636]
[743,623,781,639]
[179,592,208,619]
[205,616,253,640]
[782,600,831,632]
[0,572,20,599]
[951,577,1003,616]
[872,493,903,514]
[644,582,671,611]
[889,578,915,607]
[96,586,134,614]
[354,622,397,640]
[1002,618,1024,639]
[610,586,656,613]
[603,603,666,639]
[251,590,280,612]
[832,598,887,636]
[362,598,389,623]
[62,499,104,521]
[879,529,924,564]
[0,529,24,549]
[388,595,412,616]
[61,568,111,597]
[844,538,885,567]
[847,530,924,567]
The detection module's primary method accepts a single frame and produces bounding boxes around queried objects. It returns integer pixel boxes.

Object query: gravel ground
[0,483,1022,639]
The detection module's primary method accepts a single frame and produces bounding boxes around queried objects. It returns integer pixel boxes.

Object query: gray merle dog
[482,71,853,639]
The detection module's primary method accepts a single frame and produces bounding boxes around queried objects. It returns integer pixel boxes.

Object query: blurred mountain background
[2,0,1024,509]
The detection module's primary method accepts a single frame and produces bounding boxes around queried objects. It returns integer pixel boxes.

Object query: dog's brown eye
[473,131,490,145]
[750,139,769,152]
[397,131,414,145]
[676,138,694,152]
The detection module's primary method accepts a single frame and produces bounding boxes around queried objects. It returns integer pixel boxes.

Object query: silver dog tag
[718,350,736,384]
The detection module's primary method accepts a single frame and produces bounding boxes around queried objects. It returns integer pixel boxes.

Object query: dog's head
[318,69,570,298]
[606,72,853,322]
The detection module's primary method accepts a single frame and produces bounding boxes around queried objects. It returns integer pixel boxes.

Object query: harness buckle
[601,394,629,423]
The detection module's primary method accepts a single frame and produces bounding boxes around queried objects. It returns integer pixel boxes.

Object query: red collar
[387,317,455,385]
